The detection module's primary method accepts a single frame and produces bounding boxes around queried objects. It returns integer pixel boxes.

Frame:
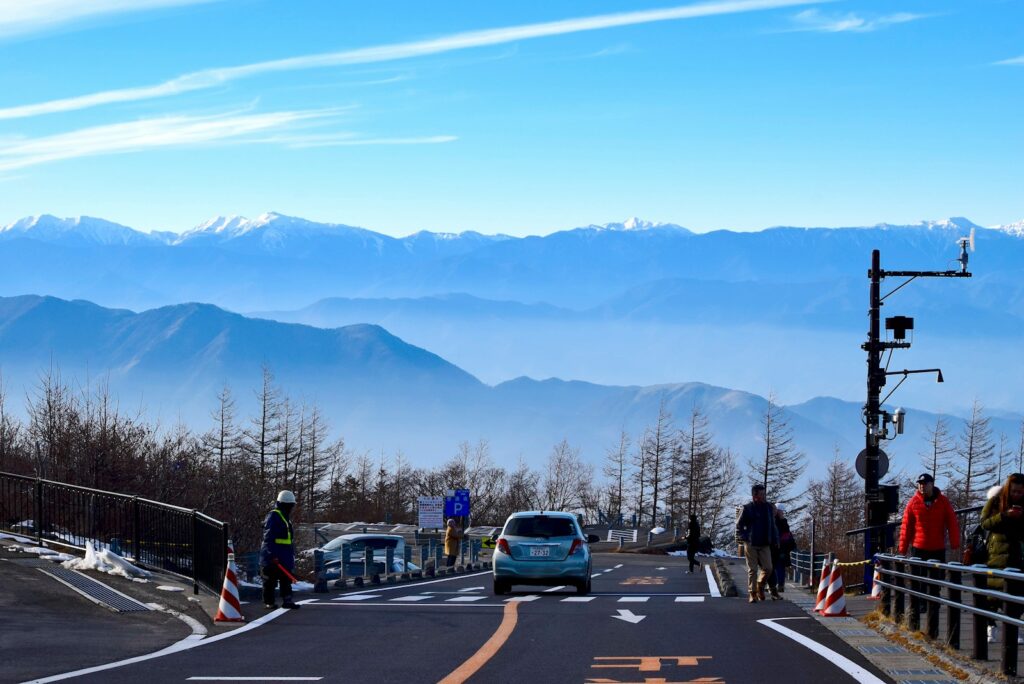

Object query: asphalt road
[26,553,894,684]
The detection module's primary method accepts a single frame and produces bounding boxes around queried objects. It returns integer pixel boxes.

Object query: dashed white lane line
[543,585,567,592]
[705,563,721,597]
[332,594,381,601]
[187,678,323,681]
[505,595,541,602]
[758,618,888,684]
[447,596,488,602]
[617,596,649,603]
[561,597,596,602]
[390,595,431,602]
[614,564,623,569]
[674,596,705,602]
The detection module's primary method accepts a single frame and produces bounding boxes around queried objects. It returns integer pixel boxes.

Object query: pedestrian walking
[260,490,300,610]
[982,473,1024,643]
[898,473,959,615]
[736,484,779,602]
[771,504,797,593]
[444,518,463,568]
[686,514,701,573]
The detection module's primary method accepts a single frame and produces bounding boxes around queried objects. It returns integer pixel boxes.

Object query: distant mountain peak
[0,214,152,245]
[996,219,1024,237]
[872,216,983,232]
[575,217,692,233]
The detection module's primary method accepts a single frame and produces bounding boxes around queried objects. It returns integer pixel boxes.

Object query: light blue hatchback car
[492,511,600,595]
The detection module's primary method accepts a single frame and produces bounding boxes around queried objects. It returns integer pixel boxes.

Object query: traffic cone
[215,552,245,623]
[813,559,831,612]
[868,566,882,600]
[821,561,848,617]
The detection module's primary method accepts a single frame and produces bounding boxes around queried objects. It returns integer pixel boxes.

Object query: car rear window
[505,516,576,538]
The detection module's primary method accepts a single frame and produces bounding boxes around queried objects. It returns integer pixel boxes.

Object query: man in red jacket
[898,473,960,615]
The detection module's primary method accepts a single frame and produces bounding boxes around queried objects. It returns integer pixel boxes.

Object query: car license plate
[529,547,550,557]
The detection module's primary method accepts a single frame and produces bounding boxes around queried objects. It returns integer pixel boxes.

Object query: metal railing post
[972,571,988,661]
[385,547,394,583]
[1003,573,1022,677]
[947,563,961,650]
[191,510,200,595]
[908,557,921,633]
[925,560,940,638]
[132,497,141,563]
[879,556,891,618]
[34,478,43,545]
[808,518,815,587]
[893,558,905,624]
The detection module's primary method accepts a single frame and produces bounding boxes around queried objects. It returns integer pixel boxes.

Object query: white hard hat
[277,490,296,504]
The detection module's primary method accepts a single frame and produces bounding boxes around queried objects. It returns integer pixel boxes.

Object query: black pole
[864,250,885,587]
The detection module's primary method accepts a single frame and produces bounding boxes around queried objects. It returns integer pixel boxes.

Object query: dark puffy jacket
[737,501,778,547]
[898,488,959,554]
[981,495,1024,590]
[259,506,295,570]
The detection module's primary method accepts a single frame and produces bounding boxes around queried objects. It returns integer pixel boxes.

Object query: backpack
[962,524,989,566]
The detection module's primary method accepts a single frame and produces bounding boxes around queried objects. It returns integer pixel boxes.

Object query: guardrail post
[879,556,891,618]
[313,550,328,593]
[926,560,940,639]
[946,563,961,649]
[132,496,140,563]
[646,530,653,546]
[1003,572,1022,677]
[364,546,374,581]
[385,547,395,583]
[191,510,199,595]
[34,478,42,545]
[893,558,905,625]
[403,544,413,578]
[420,543,428,571]
[972,570,988,661]
[434,543,443,574]
[908,557,921,633]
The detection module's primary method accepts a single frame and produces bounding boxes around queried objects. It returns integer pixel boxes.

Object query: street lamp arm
[879,368,943,406]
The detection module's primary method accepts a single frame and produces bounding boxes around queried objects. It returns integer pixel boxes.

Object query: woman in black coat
[686,514,701,573]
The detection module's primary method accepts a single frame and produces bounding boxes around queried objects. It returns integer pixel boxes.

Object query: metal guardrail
[0,471,228,595]
[875,553,1024,677]
[788,551,831,586]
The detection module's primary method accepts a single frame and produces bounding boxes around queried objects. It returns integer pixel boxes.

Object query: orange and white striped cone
[813,559,831,612]
[868,566,882,600]
[821,561,848,617]
[214,552,245,623]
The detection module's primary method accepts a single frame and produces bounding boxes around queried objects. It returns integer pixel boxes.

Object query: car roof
[506,511,576,519]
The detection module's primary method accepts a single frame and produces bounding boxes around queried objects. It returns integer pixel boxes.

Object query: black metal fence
[875,553,1024,677]
[0,471,228,595]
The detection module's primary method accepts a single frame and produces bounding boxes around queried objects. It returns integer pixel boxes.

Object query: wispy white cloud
[0,109,334,171]
[788,8,928,33]
[0,0,819,121]
[0,0,222,39]
[994,55,1024,66]
[585,44,633,59]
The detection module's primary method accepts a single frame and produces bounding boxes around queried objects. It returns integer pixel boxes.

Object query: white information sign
[418,496,444,529]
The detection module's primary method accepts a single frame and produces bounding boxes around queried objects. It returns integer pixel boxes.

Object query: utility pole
[862,235,973,578]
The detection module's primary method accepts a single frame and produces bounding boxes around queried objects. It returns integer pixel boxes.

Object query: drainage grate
[38,567,153,613]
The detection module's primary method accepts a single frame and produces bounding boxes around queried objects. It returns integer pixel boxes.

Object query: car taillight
[569,539,582,555]
[498,538,511,555]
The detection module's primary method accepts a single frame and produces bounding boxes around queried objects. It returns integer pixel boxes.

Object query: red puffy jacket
[898,488,960,554]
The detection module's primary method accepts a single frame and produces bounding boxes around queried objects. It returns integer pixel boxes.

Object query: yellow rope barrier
[834,558,874,567]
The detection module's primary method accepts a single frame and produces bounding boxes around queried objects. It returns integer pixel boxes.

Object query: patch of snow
[0,532,33,543]
[649,526,667,535]
[156,585,185,592]
[22,546,60,555]
[63,540,150,579]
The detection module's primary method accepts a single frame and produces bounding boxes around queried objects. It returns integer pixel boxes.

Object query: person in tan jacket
[444,518,463,567]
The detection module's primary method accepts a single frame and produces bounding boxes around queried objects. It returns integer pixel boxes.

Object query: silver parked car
[492,511,599,595]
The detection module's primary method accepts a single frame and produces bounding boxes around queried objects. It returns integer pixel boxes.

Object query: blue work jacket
[259,507,295,570]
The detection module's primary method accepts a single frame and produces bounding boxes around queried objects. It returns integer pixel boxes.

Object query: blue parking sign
[444,488,471,517]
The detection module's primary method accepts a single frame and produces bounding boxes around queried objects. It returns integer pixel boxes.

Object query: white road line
[458,586,485,593]
[187,678,323,681]
[446,596,488,602]
[561,597,596,602]
[617,596,649,602]
[591,573,602,577]
[390,595,431,602]
[602,569,613,573]
[705,563,721,597]
[23,610,288,683]
[758,618,888,684]
[674,596,705,602]
[613,564,623,569]
[505,595,541,602]
[332,594,381,601]
[321,570,491,601]
[543,585,567,592]
[309,602,507,608]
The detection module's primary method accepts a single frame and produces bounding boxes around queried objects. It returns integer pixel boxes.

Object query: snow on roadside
[63,540,150,580]
[0,532,32,543]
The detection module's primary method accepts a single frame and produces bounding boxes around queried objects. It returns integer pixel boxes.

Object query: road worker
[444,518,463,568]
[260,490,299,609]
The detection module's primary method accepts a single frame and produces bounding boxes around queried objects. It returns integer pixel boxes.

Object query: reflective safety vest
[273,509,293,545]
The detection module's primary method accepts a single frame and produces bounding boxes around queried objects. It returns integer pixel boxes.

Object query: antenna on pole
[957,228,975,274]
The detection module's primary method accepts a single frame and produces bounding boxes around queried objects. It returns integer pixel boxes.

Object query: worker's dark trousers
[261,565,293,606]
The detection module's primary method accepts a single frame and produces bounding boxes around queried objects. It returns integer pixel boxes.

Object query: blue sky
[0,0,1021,237]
